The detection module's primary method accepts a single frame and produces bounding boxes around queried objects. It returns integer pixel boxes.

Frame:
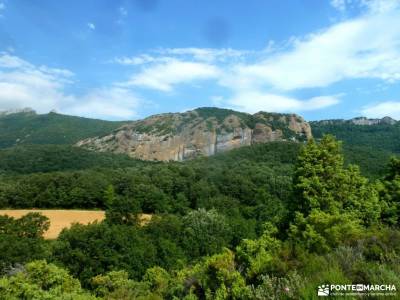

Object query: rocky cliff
[313,116,397,126]
[76,107,312,161]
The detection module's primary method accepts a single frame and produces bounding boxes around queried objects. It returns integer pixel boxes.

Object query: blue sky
[0,0,400,121]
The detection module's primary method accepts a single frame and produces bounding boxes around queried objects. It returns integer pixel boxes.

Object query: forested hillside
[0,144,147,174]
[0,141,298,212]
[0,110,124,148]
[1,135,400,299]
[0,111,399,299]
[311,121,400,178]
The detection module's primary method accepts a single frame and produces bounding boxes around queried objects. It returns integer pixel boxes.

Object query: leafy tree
[0,213,50,273]
[174,249,251,299]
[251,272,304,300]
[15,212,50,238]
[105,185,141,226]
[142,266,171,297]
[289,210,363,254]
[377,157,400,226]
[0,260,97,300]
[144,215,186,270]
[236,222,281,280]
[182,209,232,258]
[293,135,380,221]
[290,135,379,252]
[53,223,157,285]
[91,270,158,300]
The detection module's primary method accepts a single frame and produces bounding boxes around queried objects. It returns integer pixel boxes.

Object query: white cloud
[330,0,400,13]
[0,53,34,69]
[111,2,400,114]
[6,0,394,119]
[114,47,247,66]
[0,54,73,113]
[123,59,220,91]
[226,4,400,92]
[63,87,141,120]
[227,92,340,114]
[114,54,156,66]
[364,0,400,14]
[157,47,247,62]
[361,101,400,119]
[331,0,348,12]
[0,53,140,120]
[88,23,95,30]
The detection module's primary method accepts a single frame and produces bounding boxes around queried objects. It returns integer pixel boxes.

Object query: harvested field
[0,210,152,239]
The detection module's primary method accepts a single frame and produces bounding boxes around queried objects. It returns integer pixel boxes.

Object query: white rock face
[76,108,312,161]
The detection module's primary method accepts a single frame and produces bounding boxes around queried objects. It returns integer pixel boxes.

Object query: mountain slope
[0,109,124,148]
[77,107,312,161]
[0,144,148,174]
[310,117,400,178]
[311,118,400,153]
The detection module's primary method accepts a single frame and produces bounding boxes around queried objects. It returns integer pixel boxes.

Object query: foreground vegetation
[311,121,400,178]
[0,136,399,299]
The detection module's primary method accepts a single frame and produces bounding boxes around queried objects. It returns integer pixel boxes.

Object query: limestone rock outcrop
[76,108,312,161]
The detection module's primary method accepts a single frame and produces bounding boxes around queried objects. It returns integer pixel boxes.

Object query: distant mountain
[313,116,397,126]
[1,107,399,176]
[310,117,400,178]
[0,109,124,148]
[310,116,400,152]
[76,107,312,161]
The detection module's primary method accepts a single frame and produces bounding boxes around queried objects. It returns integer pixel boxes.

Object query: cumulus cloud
[122,59,220,91]
[0,54,73,113]
[63,87,141,120]
[111,1,400,114]
[0,53,140,120]
[361,101,400,119]
[4,0,400,120]
[228,92,340,114]
[228,5,400,91]
[0,53,33,69]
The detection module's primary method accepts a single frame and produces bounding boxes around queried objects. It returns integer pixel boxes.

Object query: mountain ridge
[0,109,124,148]
[0,106,398,164]
[76,107,312,161]
[311,116,397,126]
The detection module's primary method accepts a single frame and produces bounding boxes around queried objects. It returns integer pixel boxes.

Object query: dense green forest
[0,144,148,175]
[0,112,399,299]
[0,111,123,148]
[1,135,400,299]
[311,121,400,178]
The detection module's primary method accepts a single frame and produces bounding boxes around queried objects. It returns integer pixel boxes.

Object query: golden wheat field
[0,210,152,239]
